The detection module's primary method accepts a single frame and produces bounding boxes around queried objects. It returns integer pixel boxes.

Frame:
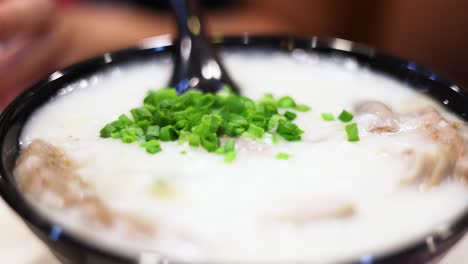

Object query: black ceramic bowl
[1,35,468,264]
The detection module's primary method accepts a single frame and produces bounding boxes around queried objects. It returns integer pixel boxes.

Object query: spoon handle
[170,0,203,37]
[168,0,239,94]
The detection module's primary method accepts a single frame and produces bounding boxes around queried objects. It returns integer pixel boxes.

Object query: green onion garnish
[130,107,152,122]
[247,124,265,138]
[100,88,309,159]
[200,133,219,152]
[267,114,287,131]
[284,111,297,121]
[271,133,278,144]
[277,96,296,108]
[144,140,162,154]
[338,110,354,122]
[100,124,115,138]
[276,152,290,160]
[146,125,160,140]
[345,123,360,142]
[224,151,236,163]
[215,147,225,154]
[160,125,177,141]
[276,121,304,141]
[224,139,236,152]
[121,127,143,143]
[321,112,335,121]
[294,104,311,112]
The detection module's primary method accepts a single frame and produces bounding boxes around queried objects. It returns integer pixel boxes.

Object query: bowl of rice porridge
[0,35,467,264]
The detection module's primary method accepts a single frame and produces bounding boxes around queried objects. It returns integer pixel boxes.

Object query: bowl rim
[1,34,468,264]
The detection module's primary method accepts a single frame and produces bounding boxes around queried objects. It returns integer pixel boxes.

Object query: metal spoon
[168,0,240,94]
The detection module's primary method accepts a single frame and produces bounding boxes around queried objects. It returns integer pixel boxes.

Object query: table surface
[0,200,466,264]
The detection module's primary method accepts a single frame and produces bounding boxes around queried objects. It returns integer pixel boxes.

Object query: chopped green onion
[224,151,236,163]
[345,123,360,142]
[224,139,236,152]
[118,114,133,126]
[249,114,267,130]
[120,127,143,143]
[136,120,150,131]
[277,96,297,108]
[225,115,248,136]
[200,114,222,133]
[271,133,279,144]
[100,88,309,160]
[338,110,354,122]
[284,111,297,121]
[247,124,265,138]
[267,114,287,131]
[143,88,177,106]
[160,126,177,141]
[174,119,189,131]
[200,132,219,152]
[110,120,125,130]
[321,112,335,121]
[144,140,162,154]
[111,132,121,139]
[277,121,303,141]
[257,101,277,116]
[260,93,275,103]
[178,130,191,144]
[189,133,201,147]
[294,104,311,112]
[130,107,153,122]
[121,134,136,144]
[215,147,225,154]
[276,152,290,160]
[100,124,115,138]
[146,125,160,140]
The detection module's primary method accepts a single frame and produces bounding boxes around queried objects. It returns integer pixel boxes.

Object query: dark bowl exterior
[0,35,467,264]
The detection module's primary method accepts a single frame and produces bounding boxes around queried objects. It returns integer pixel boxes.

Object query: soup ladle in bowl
[168,0,240,94]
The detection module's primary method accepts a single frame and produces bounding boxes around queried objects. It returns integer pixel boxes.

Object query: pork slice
[15,139,155,236]
[354,100,399,133]
[268,200,355,225]
[401,107,466,187]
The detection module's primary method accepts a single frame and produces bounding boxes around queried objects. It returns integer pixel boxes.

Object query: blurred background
[0,0,467,107]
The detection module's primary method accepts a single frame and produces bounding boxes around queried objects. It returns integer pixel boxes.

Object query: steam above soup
[16,52,468,262]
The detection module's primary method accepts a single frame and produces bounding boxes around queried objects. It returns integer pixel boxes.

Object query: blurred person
[1,0,467,109]
[0,0,294,108]
[0,0,170,107]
